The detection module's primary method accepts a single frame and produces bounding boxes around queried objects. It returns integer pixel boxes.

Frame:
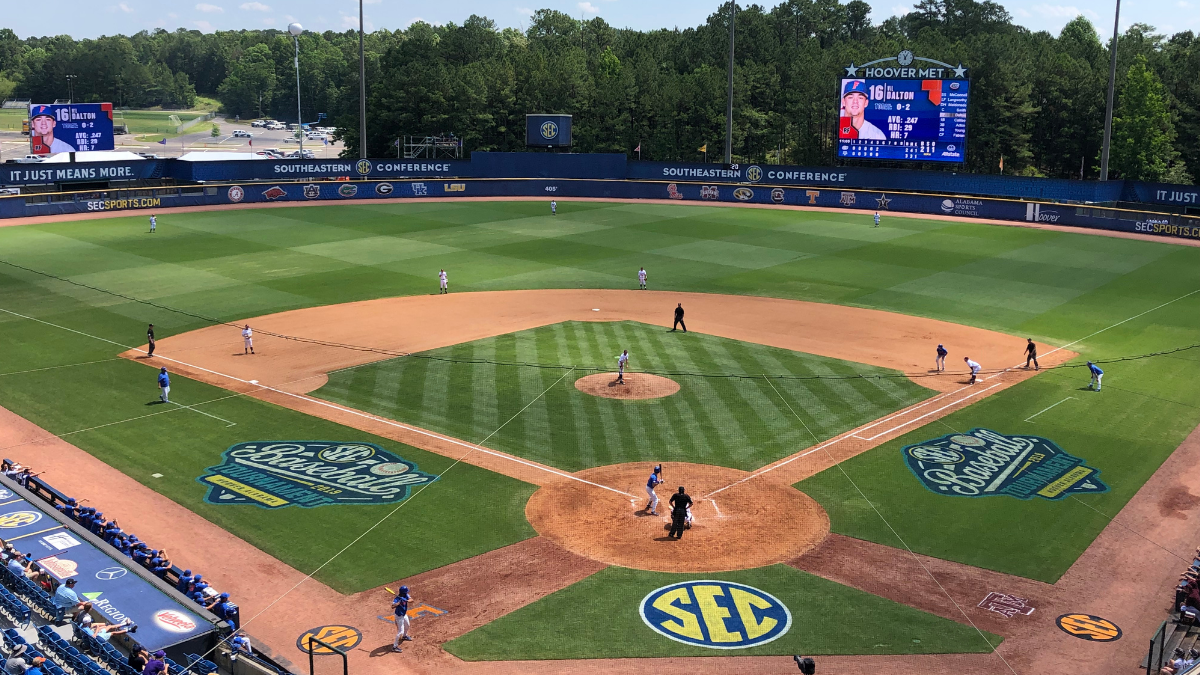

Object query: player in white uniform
[638,267,647,290]
[149,215,157,233]
[550,200,557,216]
[873,212,880,228]
[242,325,254,354]
[645,465,662,515]
[617,350,629,384]
[964,357,981,384]
[438,269,448,294]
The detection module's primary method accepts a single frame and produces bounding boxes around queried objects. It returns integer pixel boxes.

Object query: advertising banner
[525,114,572,147]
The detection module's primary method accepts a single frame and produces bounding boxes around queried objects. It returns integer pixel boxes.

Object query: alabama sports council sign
[903,429,1107,501]
[639,581,790,649]
[198,441,437,509]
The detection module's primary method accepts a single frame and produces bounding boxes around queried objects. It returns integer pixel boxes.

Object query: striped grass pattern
[315,321,935,472]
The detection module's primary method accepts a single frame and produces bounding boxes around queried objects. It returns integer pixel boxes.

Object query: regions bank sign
[198,441,437,509]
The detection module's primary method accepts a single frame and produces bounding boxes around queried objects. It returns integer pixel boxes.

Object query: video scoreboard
[837,52,969,163]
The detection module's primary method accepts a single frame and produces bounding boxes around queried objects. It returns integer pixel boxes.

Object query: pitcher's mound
[574,372,680,400]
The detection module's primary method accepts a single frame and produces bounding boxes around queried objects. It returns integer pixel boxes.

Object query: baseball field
[1,198,1199,674]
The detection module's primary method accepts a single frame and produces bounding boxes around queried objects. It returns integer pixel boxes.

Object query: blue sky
[2,0,1190,41]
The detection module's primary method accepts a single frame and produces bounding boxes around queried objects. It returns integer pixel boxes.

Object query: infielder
[391,585,413,652]
[1024,339,1039,370]
[438,269,448,294]
[149,215,157,233]
[964,357,981,385]
[873,211,880,228]
[157,367,170,403]
[617,350,629,384]
[1087,361,1103,391]
[935,344,947,372]
[551,200,557,216]
[638,267,647,290]
[645,465,662,515]
[242,324,254,355]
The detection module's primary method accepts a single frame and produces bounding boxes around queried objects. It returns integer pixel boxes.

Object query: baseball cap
[153,651,166,658]
[842,80,869,98]
[219,593,229,600]
[30,105,54,119]
[65,578,77,586]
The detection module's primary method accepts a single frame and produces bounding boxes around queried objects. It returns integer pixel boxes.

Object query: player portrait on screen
[839,80,886,141]
[29,105,76,155]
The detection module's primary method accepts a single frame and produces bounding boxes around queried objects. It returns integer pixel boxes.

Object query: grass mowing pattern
[443,565,1001,660]
[315,320,934,472]
[0,201,1197,589]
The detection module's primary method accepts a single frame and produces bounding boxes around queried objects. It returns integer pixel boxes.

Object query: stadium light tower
[65,75,77,103]
[359,0,367,159]
[1099,0,1120,181]
[724,2,735,165]
[289,22,304,159]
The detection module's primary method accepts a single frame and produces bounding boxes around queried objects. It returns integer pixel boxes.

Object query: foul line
[0,306,632,498]
[169,400,236,427]
[1024,397,1075,423]
[0,358,122,378]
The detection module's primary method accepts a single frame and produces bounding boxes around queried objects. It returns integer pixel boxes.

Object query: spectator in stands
[1162,647,1194,674]
[84,618,134,643]
[177,570,194,594]
[143,651,167,675]
[23,658,45,675]
[52,577,85,623]
[6,551,29,577]
[32,567,54,593]
[1,461,21,480]
[5,645,29,675]
[72,602,94,627]
[127,646,149,673]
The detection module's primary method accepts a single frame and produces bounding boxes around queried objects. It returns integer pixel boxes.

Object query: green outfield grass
[0,200,1197,598]
[312,320,934,471]
[443,565,1001,659]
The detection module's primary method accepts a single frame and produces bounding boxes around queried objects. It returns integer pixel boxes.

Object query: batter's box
[978,591,1035,618]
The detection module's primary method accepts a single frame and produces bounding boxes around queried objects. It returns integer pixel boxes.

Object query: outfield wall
[3,176,1199,242]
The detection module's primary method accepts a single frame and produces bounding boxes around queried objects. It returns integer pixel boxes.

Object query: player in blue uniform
[644,465,662,515]
[1087,361,1103,391]
[392,585,413,652]
[936,344,947,372]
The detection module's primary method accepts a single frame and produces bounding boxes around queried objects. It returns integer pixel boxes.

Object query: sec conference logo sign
[745,165,763,182]
[903,429,1107,501]
[356,159,372,175]
[0,511,41,528]
[198,441,438,509]
[540,120,559,139]
[298,625,362,654]
[639,581,790,649]
[1056,614,1121,641]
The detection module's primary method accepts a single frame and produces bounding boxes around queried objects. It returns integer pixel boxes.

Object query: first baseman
[438,269,448,294]
[964,357,981,384]
[391,585,413,652]
[935,343,947,372]
[617,350,629,384]
[638,267,647,290]
[645,465,662,515]
[242,324,254,354]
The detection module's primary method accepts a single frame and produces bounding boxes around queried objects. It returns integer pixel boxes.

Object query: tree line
[0,0,1195,183]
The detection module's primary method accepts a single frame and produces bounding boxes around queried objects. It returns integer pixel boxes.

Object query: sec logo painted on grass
[639,581,790,649]
[0,511,41,528]
[1056,613,1121,641]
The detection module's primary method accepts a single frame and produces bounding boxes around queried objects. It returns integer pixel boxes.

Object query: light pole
[724,2,735,165]
[288,22,304,159]
[65,75,77,103]
[359,0,367,158]
[1099,0,1121,181]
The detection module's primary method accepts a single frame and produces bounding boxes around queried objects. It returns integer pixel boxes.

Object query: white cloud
[516,7,534,16]
[890,4,911,16]
[117,2,134,12]
[193,19,214,30]
[261,16,276,25]
[341,13,359,28]
[1031,4,1089,18]
[1014,7,1031,18]
[1178,1,1190,7]
[579,1,599,14]
[195,3,224,12]
[240,1,270,10]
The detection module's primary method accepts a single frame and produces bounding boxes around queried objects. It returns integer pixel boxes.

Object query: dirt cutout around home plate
[525,462,830,572]
[574,372,680,400]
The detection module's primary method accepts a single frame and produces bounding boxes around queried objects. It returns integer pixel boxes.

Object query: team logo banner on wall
[198,441,438,509]
[902,428,1107,500]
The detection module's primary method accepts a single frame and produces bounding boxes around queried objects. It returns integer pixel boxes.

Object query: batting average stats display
[837,51,968,163]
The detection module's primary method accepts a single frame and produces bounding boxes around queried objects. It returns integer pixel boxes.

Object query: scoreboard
[28,103,115,155]
[837,77,968,163]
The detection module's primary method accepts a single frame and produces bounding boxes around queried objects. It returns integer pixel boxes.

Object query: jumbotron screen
[837,78,968,163]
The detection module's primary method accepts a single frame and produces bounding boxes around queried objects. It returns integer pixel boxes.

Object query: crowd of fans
[0,461,240,630]
[1160,563,1200,674]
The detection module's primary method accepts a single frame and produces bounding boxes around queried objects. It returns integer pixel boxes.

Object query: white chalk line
[1024,397,1075,423]
[169,400,236,427]
[0,306,633,499]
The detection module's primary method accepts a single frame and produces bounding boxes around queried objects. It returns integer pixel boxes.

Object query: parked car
[6,155,44,163]
[305,132,328,141]
[266,122,286,130]
[251,120,267,128]
[231,129,252,138]
[285,150,316,159]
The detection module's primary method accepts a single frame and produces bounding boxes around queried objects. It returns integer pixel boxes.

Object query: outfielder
[551,199,557,216]
[645,465,662,515]
[149,215,157,233]
[873,211,880,228]
[391,585,413,652]
[1087,361,1103,391]
[438,269,448,294]
[617,350,629,384]
[964,357,981,385]
[242,325,254,355]
[935,344,947,372]
[638,267,647,290]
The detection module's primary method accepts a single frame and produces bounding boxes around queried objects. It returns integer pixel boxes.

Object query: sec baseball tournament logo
[355,159,372,175]
[1056,613,1121,641]
[903,428,1107,501]
[639,581,790,649]
[540,120,559,139]
[198,441,438,509]
[0,511,42,528]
